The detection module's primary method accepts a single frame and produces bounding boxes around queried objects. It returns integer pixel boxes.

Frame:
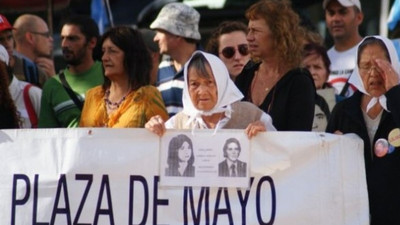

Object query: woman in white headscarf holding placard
[326,36,400,225]
[145,50,276,138]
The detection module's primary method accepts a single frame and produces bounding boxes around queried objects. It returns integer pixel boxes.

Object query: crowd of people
[1,0,400,223]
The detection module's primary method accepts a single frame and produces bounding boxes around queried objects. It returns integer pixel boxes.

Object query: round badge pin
[388,128,400,147]
[374,138,389,158]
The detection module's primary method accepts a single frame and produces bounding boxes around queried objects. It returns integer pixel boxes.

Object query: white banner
[0,128,369,225]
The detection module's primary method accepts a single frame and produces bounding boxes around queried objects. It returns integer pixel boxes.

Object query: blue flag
[91,0,110,34]
[388,0,400,30]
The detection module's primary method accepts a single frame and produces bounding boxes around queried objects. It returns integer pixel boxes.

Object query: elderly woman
[302,43,336,132]
[235,0,315,131]
[145,51,276,137]
[206,21,250,81]
[79,26,168,127]
[326,36,400,225]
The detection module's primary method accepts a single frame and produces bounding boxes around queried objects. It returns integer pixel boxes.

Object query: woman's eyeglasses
[220,44,249,59]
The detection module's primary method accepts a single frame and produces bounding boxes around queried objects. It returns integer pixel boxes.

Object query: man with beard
[323,0,364,98]
[13,14,56,78]
[39,15,103,128]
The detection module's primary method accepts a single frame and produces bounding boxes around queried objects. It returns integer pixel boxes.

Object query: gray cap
[150,3,201,40]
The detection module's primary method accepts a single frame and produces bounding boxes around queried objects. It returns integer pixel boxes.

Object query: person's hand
[145,115,166,136]
[334,130,343,135]
[245,121,266,139]
[375,59,399,91]
[35,57,56,77]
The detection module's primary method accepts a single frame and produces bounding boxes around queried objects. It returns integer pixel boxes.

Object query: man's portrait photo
[218,138,247,177]
[165,134,195,177]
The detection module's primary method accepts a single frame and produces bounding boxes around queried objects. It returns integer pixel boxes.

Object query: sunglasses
[220,44,249,59]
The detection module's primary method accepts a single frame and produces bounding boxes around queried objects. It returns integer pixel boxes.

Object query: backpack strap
[59,71,84,111]
[339,80,350,97]
[23,84,38,128]
[22,57,39,86]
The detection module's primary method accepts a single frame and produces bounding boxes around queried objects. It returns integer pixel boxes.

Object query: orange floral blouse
[79,85,168,128]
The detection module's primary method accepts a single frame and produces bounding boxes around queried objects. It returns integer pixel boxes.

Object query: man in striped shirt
[150,3,201,117]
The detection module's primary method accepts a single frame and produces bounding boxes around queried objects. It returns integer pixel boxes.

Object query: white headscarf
[348,35,400,112]
[182,50,244,126]
[0,44,9,65]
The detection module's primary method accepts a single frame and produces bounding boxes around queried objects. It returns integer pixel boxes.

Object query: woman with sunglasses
[206,21,250,81]
[235,0,315,131]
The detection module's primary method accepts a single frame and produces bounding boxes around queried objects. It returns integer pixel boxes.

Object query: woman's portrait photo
[165,134,195,177]
[218,138,247,177]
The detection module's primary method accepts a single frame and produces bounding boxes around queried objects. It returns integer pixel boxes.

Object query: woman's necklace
[104,89,129,110]
[252,70,270,92]
[250,70,278,106]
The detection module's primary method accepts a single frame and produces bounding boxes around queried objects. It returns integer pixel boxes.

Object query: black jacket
[235,61,315,131]
[218,159,247,177]
[326,85,400,225]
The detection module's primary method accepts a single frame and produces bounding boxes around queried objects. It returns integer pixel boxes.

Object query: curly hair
[246,0,304,69]
[0,62,20,128]
[206,21,248,56]
[101,26,152,91]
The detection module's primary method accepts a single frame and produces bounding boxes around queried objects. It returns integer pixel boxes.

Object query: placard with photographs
[159,129,250,188]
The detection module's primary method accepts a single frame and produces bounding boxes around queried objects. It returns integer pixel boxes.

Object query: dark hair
[183,37,198,44]
[61,15,101,60]
[187,52,212,79]
[303,43,331,75]
[223,138,241,158]
[357,37,391,66]
[206,21,248,56]
[62,15,99,42]
[101,26,151,90]
[0,62,20,128]
[246,0,304,68]
[167,134,194,166]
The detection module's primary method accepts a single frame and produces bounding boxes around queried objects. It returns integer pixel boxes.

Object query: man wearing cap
[0,14,48,87]
[323,0,363,98]
[150,2,201,117]
[13,14,56,78]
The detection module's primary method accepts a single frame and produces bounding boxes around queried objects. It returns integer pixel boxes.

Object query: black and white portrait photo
[218,138,247,177]
[165,134,195,177]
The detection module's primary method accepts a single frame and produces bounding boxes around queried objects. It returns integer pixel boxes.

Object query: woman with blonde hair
[235,0,315,131]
